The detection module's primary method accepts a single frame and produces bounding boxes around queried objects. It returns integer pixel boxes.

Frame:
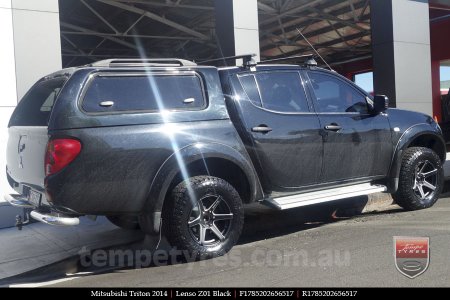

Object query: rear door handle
[324,124,342,131]
[251,126,273,133]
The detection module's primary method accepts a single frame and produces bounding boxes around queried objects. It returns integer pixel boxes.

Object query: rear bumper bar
[4,193,34,208]
[30,210,80,226]
[4,193,80,226]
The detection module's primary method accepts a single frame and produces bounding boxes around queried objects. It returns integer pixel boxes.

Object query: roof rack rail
[90,58,197,68]
[260,54,317,66]
[198,54,257,68]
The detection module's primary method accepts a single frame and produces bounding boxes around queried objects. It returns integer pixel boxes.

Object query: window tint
[238,75,262,107]
[258,72,309,112]
[239,72,308,113]
[40,88,61,112]
[82,74,205,113]
[259,72,308,112]
[308,72,368,113]
[9,77,66,126]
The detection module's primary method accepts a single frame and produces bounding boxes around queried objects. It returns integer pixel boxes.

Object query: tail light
[45,139,82,176]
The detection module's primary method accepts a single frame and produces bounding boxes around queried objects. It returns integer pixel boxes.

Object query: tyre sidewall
[168,177,244,260]
[398,148,443,209]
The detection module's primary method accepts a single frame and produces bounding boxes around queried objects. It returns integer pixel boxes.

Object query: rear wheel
[393,147,443,210]
[164,176,244,260]
[107,215,140,230]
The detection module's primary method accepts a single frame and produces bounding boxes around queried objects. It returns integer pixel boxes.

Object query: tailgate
[6,126,48,189]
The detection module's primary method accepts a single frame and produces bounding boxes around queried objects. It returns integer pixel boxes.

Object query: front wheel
[164,176,244,260]
[393,147,443,210]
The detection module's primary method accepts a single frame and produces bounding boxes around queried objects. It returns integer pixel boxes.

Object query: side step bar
[264,183,387,210]
[4,193,80,226]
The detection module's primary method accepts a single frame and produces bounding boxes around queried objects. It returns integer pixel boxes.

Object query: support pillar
[371,0,433,116]
[214,0,260,65]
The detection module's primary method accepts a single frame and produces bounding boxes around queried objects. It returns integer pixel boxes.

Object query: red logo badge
[394,236,429,278]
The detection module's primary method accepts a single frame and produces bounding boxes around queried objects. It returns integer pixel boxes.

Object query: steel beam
[96,0,209,40]
[60,22,138,50]
[80,0,119,33]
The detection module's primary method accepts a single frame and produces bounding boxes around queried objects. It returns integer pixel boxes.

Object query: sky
[354,72,373,93]
[441,66,450,82]
[354,66,450,93]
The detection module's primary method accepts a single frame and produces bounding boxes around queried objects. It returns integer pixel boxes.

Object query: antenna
[296,28,333,71]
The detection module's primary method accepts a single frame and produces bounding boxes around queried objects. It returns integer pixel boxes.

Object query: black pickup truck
[5,57,445,259]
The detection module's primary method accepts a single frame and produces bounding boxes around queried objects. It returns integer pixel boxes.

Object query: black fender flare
[387,123,446,192]
[139,142,263,234]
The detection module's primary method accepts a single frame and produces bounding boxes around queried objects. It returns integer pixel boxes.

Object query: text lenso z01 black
[5,57,445,259]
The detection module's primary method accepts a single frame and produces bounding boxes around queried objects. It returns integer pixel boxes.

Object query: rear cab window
[81,73,206,113]
[9,77,67,127]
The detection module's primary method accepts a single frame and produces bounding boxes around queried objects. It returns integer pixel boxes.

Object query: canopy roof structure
[59,0,371,67]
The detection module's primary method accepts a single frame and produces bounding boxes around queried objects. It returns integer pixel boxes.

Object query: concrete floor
[37,197,450,287]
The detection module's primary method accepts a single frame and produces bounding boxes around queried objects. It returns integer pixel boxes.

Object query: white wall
[0,0,61,201]
[233,0,260,63]
[214,0,260,65]
[0,2,18,198]
[12,0,62,99]
[392,0,433,116]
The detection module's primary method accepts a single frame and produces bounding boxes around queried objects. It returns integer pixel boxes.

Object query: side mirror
[368,95,389,114]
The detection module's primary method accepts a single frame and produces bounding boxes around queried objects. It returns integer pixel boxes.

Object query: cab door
[304,70,393,183]
[229,70,323,191]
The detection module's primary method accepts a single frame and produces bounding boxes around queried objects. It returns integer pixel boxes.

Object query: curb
[361,192,394,213]
[334,192,395,218]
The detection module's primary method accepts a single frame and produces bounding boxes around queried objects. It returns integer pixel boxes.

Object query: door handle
[324,124,342,131]
[251,126,273,133]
